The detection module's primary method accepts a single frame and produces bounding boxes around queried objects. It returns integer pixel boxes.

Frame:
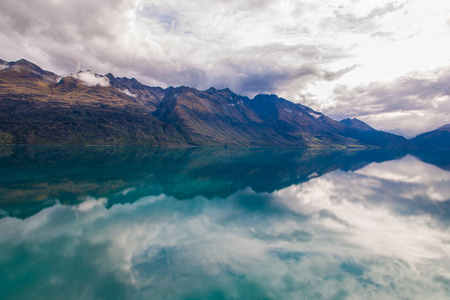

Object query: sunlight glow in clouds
[0,0,449,135]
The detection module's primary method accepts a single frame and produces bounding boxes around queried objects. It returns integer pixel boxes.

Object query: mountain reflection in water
[0,146,410,218]
[0,146,449,299]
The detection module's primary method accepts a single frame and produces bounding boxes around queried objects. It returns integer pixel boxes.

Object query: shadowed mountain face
[248,94,356,147]
[0,58,446,147]
[105,73,170,112]
[340,118,409,148]
[153,88,354,146]
[153,86,270,146]
[409,124,450,149]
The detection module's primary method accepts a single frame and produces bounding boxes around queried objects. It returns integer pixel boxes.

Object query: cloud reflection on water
[0,153,450,299]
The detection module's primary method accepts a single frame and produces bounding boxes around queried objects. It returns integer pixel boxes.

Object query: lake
[0,146,449,299]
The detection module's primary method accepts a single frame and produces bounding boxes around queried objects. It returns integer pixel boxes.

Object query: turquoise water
[0,147,449,299]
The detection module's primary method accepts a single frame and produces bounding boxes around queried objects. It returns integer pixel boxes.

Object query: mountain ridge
[0,58,447,148]
[339,118,409,148]
[409,124,450,149]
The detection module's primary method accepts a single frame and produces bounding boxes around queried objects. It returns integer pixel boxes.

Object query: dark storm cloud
[226,63,358,96]
[194,43,354,96]
[91,39,353,96]
[229,65,317,95]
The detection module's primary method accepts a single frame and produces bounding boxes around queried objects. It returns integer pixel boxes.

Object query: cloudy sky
[1,0,449,136]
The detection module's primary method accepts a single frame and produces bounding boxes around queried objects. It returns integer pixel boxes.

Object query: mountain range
[0,58,448,148]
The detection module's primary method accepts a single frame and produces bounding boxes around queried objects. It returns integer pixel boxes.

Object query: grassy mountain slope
[0,60,187,145]
[1,58,444,148]
[153,87,305,146]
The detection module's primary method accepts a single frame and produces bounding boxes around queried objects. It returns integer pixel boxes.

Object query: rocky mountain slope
[0,59,185,145]
[0,58,444,148]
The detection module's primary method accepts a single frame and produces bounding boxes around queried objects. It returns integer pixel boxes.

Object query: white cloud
[75,196,108,212]
[119,88,137,97]
[0,0,449,135]
[273,155,450,263]
[323,67,450,136]
[71,70,110,87]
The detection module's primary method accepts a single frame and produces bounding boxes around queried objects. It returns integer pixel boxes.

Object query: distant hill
[0,58,446,148]
[409,124,450,149]
[340,118,409,148]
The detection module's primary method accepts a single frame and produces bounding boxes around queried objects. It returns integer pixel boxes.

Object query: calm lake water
[0,146,449,299]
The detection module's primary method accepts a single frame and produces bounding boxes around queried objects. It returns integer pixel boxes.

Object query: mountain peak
[4,58,58,82]
[105,73,115,81]
[205,87,239,99]
[9,58,46,73]
[16,58,32,64]
[1,57,441,148]
[340,118,375,132]
[173,86,196,93]
[409,123,450,148]
[436,124,450,131]
[253,94,280,102]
